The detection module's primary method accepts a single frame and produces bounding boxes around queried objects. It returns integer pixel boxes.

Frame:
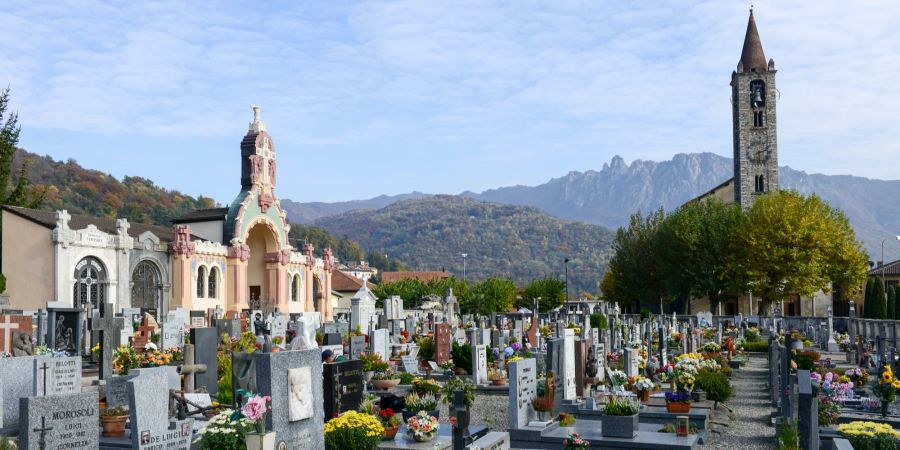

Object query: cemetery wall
[1,211,53,310]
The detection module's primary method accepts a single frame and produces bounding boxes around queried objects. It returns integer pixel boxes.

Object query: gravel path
[705,354,777,449]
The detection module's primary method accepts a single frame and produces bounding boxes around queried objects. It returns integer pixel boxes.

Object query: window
[197,266,207,298]
[291,275,300,302]
[132,261,161,311]
[755,175,765,193]
[73,257,106,310]
[750,80,765,107]
[753,111,765,127]
[208,267,218,299]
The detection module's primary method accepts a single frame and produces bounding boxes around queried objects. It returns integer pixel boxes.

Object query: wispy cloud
[0,0,898,203]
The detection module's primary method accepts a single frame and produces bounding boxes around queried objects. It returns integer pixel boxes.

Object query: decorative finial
[248,104,266,133]
[750,4,754,15]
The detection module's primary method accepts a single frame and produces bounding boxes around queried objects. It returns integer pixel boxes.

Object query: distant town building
[337,261,377,281]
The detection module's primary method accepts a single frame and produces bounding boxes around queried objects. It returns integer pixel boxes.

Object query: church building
[1,107,334,320]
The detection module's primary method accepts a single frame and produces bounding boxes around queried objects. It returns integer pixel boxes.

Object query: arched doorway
[313,275,322,312]
[73,257,107,310]
[132,260,162,312]
[246,221,279,310]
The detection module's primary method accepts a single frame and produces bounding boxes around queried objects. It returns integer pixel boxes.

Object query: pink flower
[242,396,269,422]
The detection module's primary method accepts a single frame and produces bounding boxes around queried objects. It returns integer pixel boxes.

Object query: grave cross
[451,390,471,450]
[93,302,125,380]
[33,416,53,450]
[178,344,208,393]
[38,361,50,396]
[0,315,18,353]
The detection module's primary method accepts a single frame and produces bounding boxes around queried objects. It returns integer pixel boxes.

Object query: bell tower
[732,8,778,209]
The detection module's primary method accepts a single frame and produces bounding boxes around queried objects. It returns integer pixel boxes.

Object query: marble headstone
[127,368,193,449]
[33,356,81,397]
[254,349,324,449]
[508,358,537,429]
[19,391,98,450]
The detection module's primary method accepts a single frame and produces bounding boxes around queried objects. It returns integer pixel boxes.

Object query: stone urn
[372,378,401,391]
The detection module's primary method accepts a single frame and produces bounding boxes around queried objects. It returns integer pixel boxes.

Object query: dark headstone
[797,369,819,450]
[189,328,219,398]
[46,308,83,356]
[435,323,452,364]
[322,360,364,419]
[92,302,125,380]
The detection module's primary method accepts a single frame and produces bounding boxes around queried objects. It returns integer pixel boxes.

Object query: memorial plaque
[189,310,208,328]
[19,391,98,450]
[323,360,364,419]
[47,308,82,356]
[401,355,419,374]
[33,356,81,396]
[435,323,451,365]
[349,336,366,358]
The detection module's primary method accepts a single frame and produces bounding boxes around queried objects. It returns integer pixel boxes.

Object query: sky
[2,1,899,204]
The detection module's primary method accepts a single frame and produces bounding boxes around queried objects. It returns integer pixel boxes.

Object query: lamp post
[881,236,900,298]
[564,258,570,304]
[461,253,468,283]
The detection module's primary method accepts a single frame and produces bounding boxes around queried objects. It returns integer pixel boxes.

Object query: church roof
[1,205,188,242]
[172,207,229,224]
[738,10,768,73]
[331,269,375,292]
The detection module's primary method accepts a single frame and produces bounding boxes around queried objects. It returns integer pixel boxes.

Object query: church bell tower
[732,9,778,209]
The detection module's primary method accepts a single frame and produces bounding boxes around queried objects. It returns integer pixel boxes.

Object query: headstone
[189,310,208,328]
[19,391,99,450]
[508,358,536,429]
[33,356,81,397]
[797,369,819,450]
[322,359,364,419]
[189,328,219,397]
[105,375,135,408]
[215,319,241,340]
[435,323,452,365]
[270,314,288,342]
[473,345,488,385]
[401,355,419,374]
[349,335,366,359]
[127,368,193,449]
[47,308,83,356]
[574,340,586,397]
[0,355,44,429]
[231,352,257,407]
[0,314,33,355]
[371,329,389,361]
[385,296,404,320]
[161,320,185,350]
[254,349,324,449]
[624,347,638,377]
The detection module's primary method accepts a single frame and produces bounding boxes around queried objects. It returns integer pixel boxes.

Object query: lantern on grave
[676,415,689,436]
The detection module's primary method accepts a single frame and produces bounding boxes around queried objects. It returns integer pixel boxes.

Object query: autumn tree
[731,191,868,315]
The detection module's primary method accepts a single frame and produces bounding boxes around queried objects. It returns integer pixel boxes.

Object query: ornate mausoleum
[1,106,334,319]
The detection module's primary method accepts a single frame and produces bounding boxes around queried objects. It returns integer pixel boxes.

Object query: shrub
[697,369,732,407]
[589,313,607,330]
[742,341,769,352]
[451,342,473,374]
[0,273,6,293]
[324,411,382,450]
[399,372,417,385]
[412,378,442,396]
[792,354,816,371]
[416,336,434,360]
[775,419,799,450]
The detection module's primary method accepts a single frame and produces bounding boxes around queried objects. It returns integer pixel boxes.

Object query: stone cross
[93,302,125,380]
[451,390,471,450]
[38,360,50,396]
[132,317,156,351]
[178,344,208,394]
[55,210,71,230]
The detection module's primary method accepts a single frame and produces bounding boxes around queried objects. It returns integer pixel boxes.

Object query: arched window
[291,275,299,302]
[74,257,107,310]
[313,275,322,312]
[197,266,207,298]
[749,80,766,107]
[132,260,161,311]
[208,267,218,299]
[755,175,765,193]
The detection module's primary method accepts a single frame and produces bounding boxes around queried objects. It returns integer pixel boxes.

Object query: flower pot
[245,431,276,450]
[638,390,650,402]
[666,402,691,413]
[402,409,440,423]
[382,425,400,440]
[372,379,401,391]
[491,378,507,386]
[365,371,375,383]
[100,415,127,437]
[411,432,437,443]
[602,413,638,439]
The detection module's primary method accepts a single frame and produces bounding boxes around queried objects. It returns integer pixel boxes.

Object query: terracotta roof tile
[332,269,375,291]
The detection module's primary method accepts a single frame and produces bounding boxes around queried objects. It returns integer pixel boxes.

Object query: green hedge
[742,341,769,352]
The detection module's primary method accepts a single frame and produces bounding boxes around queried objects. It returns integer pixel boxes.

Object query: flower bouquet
[406,411,440,443]
[633,376,655,402]
[873,365,900,417]
[237,392,273,450]
[563,431,590,450]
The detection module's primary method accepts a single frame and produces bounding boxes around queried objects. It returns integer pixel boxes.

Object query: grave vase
[882,400,890,418]
[638,389,650,402]
[602,413,638,439]
[245,431,276,450]
[382,425,400,440]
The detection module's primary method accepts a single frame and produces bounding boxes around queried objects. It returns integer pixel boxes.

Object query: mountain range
[283,152,900,261]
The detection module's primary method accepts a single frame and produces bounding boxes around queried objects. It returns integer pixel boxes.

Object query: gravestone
[0,355,44,429]
[401,355,419,374]
[19,391,98,450]
[797,369,819,450]
[105,375,135,408]
[47,308,82,356]
[33,356,81,396]
[508,358,537,429]
[0,314,33,354]
[574,340,586,397]
[323,332,342,346]
[254,349,324,449]
[385,296,404,320]
[93,302,125,380]
[189,310,208,328]
[232,352,257,407]
[127,368,193,449]
[560,329,577,402]
[189,328,218,397]
[215,319,241,340]
[322,359,364,419]
[473,345,488,385]
[435,323,452,365]
[349,335,366,358]
[161,320,185,350]
[371,329,389,361]
[270,314,288,342]
[624,347,637,377]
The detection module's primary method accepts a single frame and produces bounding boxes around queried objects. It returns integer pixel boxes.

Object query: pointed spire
[738,8,768,73]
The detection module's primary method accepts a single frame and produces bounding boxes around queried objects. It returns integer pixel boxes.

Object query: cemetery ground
[3,299,900,449]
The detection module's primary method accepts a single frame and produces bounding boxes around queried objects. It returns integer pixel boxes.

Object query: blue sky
[2,1,899,204]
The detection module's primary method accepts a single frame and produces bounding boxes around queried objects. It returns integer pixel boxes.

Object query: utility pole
[461,253,468,283]
[564,258,570,304]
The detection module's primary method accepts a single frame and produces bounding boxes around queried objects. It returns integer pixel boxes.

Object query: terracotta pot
[100,415,128,437]
[372,379,401,391]
[666,402,691,413]
[382,425,400,440]
[491,378,507,386]
[638,390,650,402]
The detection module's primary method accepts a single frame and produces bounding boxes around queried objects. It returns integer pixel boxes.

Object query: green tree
[863,276,874,318]
[520,277,565,312]
[372,279,430,309]
[872,276,886,319]
[887,285,896,320]
[730,191,868,315]
[467,278,517,316]
[0,88,45,209]
[602,209,666,312]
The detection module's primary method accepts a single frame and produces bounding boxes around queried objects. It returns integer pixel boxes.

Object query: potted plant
[378,408,401,440]
[361,353,388,383]
[100,406,129,437]
[488,365,507,386]
[837,421,900,449]
[406,411,440,443]
[633,376,655,402]
[602,396,640,439]
[403,392,439,422]
[563,432,590,450]
[873,364,899,417]
[371,371,401,391]
[324,411,383,450]
[239,392,274,450]
[412,378,442,396]
[665,391,692,413]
